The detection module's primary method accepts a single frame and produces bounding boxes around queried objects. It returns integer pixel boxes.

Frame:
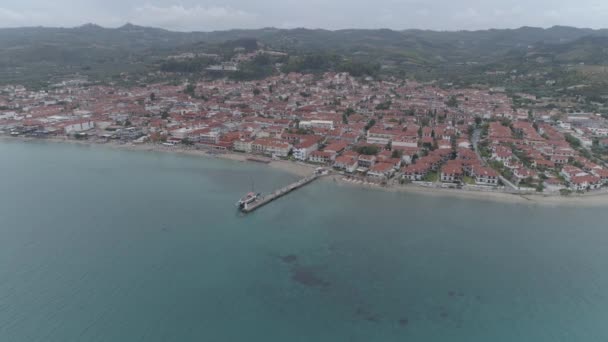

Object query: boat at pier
[237,192,260,209]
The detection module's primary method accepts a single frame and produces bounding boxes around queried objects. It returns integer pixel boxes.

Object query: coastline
[0,135,316,178]
[3,135,608,206]
[329,175,608,207]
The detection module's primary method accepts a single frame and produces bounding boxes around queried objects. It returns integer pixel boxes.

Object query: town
[2,71,608,196]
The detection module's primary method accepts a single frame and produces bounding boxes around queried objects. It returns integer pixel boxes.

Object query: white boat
[237,192,260,209]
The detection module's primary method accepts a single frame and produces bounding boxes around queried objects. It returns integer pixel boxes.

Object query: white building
[299,120,334,130]
[64,120,94,134]
[293,139,319,161]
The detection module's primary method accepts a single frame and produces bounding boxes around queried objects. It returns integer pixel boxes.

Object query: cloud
[0,7,24,21]
[129,4,259,31]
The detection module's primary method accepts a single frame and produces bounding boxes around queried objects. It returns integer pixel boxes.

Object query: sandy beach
[3,135,608,206]
[330,175,608,207]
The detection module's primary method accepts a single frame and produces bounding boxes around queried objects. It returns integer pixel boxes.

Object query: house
[399,147,419,165]
[357,155,377,168]
[392,135,418,149]
[471,166,499,186]
[457,138,471,149]
[293,137,320,161]
[570,175,602,191]
[189,129,220,144]
[492,145,513,162]
[324,141,349,155]
[309,151,334,164]
[63,120,95,134]
[233,139,253,153]
[533,158,555,170]
[367,162,395,179]
[402,163,431,181]
[591,168,608,184]
[440,162,463,183]
[513,167,537,183]
[299,120,334,130]
[560,165,587,182]
[333,155,358,173]
[366,127,395,145]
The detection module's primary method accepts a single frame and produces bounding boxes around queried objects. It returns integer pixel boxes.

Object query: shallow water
[1,140,608,341]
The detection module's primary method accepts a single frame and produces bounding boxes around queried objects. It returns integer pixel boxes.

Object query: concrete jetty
[240,173,321,213]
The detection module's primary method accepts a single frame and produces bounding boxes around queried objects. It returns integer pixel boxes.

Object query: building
[570,175,602,191]
[233,139,253,153]
[392,136,418,149]
[560,165,587,182]
[251,138,292,157]
[309,151,334,164]
[63,120,95,134]
[299,120,334,130]
[189,129,220,145]
[366,127,395,145]
[293,137,320,161]
[324,142,349,155]
[367,162,395,179]
[591,168,608,184]
[357,155,377,169]
[402,163,430,181]
[333,155,358,173]
[471,166,499,186]
[441,162,463,183]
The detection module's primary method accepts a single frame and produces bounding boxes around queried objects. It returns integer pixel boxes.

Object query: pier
[240,173,321,213]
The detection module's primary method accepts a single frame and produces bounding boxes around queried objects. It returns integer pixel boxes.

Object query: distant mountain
[1,24,608,86]
[525,36,608,64]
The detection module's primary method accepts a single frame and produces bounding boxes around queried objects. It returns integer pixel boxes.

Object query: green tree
[355,145,380,155]
[446,96,459,108]
[184,84,196,97]
[565,134,581,149]
[364,119,376,131]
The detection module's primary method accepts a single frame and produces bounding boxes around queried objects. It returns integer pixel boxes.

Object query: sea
[1,140,608,342]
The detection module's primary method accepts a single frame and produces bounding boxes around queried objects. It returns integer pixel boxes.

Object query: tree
[355,145,380,155]
[364,119,376,131]
[446,95,459,108]
[500,118,512,127]
[150,93,156,102]
[391,149,403,158]
[375,101,391,110]
[474,117,482,127]
[184,84,196,97]
[253,88,261,96]
[565,134,581,149]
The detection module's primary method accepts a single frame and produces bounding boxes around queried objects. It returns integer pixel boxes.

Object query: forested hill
[1,24,608,87]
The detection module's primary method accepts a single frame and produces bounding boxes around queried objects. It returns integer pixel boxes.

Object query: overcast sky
[1,0,607,31]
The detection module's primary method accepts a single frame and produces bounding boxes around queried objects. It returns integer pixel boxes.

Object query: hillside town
[2,72,608,195]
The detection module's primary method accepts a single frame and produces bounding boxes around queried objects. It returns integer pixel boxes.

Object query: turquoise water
[1,140,608,341]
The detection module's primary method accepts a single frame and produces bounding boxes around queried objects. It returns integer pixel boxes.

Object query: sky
[0,0,607,31]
